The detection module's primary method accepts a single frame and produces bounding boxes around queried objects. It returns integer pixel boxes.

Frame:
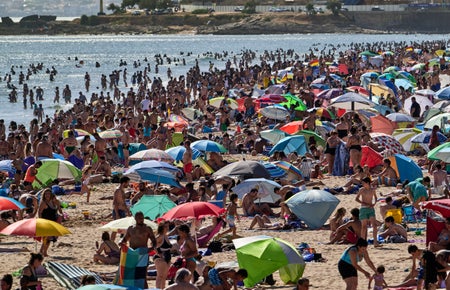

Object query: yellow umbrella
[0,218,71,237]
[369,83,396,97]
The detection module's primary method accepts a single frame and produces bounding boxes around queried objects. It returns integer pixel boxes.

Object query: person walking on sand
[355,177,380,247]
[217,193,240,239]
[119,211,157,289]
[182,140,193,183]
[338,238,377,290]
[112,176,131,220]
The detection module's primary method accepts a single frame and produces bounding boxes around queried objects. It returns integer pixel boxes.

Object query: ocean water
[0,33,448,128]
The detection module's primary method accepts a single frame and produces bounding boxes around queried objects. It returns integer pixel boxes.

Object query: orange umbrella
[280,121,303,134]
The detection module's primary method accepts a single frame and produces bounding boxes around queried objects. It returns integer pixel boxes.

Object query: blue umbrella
[394,78,414,91]
[260,105,290,121]
[259,161,287,179]
[269,135,308,156]
[436,87,450,100]
[286,189,340,229]
[127,160,181,175]
[0,160,16,176]
[191,140,227,153]
[165,146,202,162]
[124,167,182,188]
[410,131,447,144]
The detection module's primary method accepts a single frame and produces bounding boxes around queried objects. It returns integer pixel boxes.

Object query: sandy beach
[0,166,427,290]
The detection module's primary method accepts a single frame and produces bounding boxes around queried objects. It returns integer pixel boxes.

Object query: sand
[0,169,427,290]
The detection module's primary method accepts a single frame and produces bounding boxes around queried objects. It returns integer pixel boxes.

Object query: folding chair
[402,204,420,224]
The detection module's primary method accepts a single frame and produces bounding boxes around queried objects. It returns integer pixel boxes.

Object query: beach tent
[388,154,423,183]
[286,189,340,229]
[370,115,397,135]
[369,133,405,155]
[360,146,383,169]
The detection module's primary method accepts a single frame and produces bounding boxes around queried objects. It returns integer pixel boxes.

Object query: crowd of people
[2,38,450,289]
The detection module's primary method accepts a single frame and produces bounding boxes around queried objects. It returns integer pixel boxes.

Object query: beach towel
[45,261,103,290]
[117,244,148,289]
[68,154,84,170]
[332,142,349,176]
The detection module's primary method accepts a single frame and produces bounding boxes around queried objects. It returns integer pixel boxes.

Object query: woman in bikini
[94,232,120,265]
[154,222,173,289]
[38,189,61,256]
[346,127,362,172]
[325,131,340,174]
[178,224,198,283]
[20,253,44,290]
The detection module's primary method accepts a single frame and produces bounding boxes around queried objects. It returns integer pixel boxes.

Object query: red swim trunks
[183,162,193,174]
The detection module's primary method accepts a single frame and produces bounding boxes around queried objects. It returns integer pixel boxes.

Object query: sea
[0,33,448,129]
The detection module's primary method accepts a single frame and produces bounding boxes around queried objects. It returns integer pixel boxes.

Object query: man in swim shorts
[355,177,380,247]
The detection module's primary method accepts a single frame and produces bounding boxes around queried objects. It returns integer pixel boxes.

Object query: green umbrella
[33,159,82,189]
[130,195,176,220]
[296,130,326,147]
[233,235,305,287]
[280,93,307,111]
[359,50,378,57]
[427,142,450,161]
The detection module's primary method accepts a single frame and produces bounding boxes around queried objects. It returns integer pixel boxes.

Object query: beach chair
[45,261,103,290]
[402,205,417,223]
[197,220,224,248]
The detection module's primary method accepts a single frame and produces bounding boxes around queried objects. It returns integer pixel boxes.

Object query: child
[368,265,388,290]
[218,193,240,239]
[208,267,248,290]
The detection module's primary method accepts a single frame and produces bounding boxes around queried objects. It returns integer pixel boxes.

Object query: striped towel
[117,244,148,289]
[45,261,103,290]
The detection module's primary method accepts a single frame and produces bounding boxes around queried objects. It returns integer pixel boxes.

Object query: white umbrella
[330,92,375,111]
[404,95,433,115]
[260,105,290,121]
[232,178,282,204]
[99,217,157,232]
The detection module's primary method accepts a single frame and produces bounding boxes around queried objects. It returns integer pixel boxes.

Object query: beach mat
[117,244,148,289]
[45,261,103,290]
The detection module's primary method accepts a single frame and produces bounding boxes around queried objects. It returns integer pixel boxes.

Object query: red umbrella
[423,199,450,218]
[0,196,25,211]
[257,94,287,104]
[346,86,370,97]
[280,121,304,134]
[159,201,225,221]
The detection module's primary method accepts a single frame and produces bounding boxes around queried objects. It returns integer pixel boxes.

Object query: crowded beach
[2,39,450,290]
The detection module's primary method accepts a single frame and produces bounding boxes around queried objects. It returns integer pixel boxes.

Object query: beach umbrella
[0,196,25,211]
[346,86,370,97]
[359,50,378,57]
[0,218,71,237]
[424,113,450,131]
[0,159,16,176]
[233,235,305,287]
[260,105,290,121]
[266,84,285,95]
[388,154,423,182]
[386,113,415,123]
[124,167,182,188]
[316,88,342,100]
[191,140,227,153]
[410,131,447,145]
[130,195,176,220]
[33,159,82,189]
[165,146,203,162]
[383,66,400,73]
[99,217,157,232]
[76,284,129,290]
[212,161,270,180]
[429,147,450,163]
[286,189,340,229]
[129,149,175,163]
[159,201,225,221]
[168,114,189,126]
[273,161,303,181]
[369,132,405,154]
[370,115,397,135]
[392,128,422,152]
[98,129,123,139]
[410,63,426,71]
[280,93,307,111]
[360,71,380,79]
[433,100,450,110]
[259,129,290,144]
[330,92,375,111]
[259,161,287,179]
[232,178,282,204]
[395,78,414,90]
[404,95,433,115]
[416,89,436,98]
[368,83,395,97]
[279,121,304,134]
[209,97,239,109]
[427,142,450,163]
[127,160,181,176]
[436,87,450,100]
[269,135,308,156]
[296,130,326,147]
[62,129,90,138]
[315,108,335,120]
[257,94,286,103]
[397,71,417,85]
[181,108,203,121]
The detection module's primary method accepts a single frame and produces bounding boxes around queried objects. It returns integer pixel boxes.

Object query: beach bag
[207,240,223,253]
[167,257,186,282]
